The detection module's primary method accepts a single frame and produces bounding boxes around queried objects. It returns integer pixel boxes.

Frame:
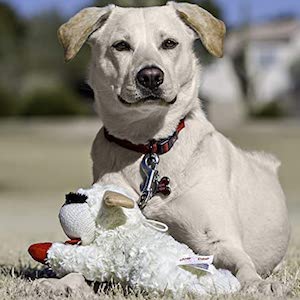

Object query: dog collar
[104,118,185,155]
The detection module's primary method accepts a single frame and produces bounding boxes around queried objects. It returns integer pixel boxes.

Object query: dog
[58,2,290,295]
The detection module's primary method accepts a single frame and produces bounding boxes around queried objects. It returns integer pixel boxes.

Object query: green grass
[0,118,299,299]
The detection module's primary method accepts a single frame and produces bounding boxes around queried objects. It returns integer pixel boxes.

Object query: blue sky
[2,0,300,27]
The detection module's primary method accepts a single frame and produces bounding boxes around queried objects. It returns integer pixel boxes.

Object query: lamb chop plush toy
[29,184,240,297]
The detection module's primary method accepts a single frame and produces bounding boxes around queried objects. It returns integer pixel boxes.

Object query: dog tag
[139,153,171,209]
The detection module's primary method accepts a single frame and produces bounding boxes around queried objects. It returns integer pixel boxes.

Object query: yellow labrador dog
[58,2,290,295]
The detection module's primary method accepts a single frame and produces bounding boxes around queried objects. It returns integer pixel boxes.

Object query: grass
[0,118,299,299]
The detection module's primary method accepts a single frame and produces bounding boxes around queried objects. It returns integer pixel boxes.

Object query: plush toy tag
[178,255,214,274]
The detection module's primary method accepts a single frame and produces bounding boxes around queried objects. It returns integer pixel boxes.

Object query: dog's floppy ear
[168,2,226,58]
[58,5,115,62]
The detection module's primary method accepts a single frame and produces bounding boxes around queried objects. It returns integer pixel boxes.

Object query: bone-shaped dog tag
[139,153,171,209]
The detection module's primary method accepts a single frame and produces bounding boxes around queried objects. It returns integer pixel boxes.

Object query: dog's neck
[93,73,205,144]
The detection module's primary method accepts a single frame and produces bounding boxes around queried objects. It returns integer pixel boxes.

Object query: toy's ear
[58,5,115,62]
[97,191,134,229]
[104,191,135,209]
[168,1,226,58]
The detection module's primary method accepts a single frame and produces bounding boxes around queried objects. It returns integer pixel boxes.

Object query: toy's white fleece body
[47,184,240,297]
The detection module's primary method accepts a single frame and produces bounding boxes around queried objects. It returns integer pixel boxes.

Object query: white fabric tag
[178,255,214,274]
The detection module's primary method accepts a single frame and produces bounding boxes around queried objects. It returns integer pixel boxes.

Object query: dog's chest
[109,142,193,200]
[92,117,214,203]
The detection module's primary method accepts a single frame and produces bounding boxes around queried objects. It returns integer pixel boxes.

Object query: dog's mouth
[118,95,177,106]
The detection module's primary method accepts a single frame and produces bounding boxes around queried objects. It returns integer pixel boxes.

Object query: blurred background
[0,0,299,264]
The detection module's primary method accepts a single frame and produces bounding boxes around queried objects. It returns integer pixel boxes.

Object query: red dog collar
[104,119,185,155]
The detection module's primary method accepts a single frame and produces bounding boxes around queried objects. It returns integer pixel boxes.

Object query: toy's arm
[28,239,80,264]
[46,242,110,282]
[29,241,111,282]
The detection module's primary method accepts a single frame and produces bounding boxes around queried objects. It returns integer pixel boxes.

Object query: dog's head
[58,2,225,138]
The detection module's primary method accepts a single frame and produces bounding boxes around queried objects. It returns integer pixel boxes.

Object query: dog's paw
[242,279,287,296]
[36,273,92,295]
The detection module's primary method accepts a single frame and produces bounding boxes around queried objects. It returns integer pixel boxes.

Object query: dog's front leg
[213,242,259,282]
[212,241,285,295]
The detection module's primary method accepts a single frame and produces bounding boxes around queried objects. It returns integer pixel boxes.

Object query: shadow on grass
[0,263,151,299]
[0,263,56,280]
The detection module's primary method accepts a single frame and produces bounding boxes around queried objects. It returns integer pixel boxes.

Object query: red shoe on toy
[28,239,81,264]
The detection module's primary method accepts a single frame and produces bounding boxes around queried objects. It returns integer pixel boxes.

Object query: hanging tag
[178,255,215,274]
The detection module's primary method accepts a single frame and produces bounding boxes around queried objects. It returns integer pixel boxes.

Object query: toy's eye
[161,39,179,50]
[65,193,88,204]
[112,40,131,51]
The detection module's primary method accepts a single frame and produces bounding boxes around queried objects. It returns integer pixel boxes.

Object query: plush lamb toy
[29,184,240,297]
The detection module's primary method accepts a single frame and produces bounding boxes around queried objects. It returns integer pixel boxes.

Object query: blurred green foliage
[20,87,90,116]
[249,101,286,119]
[0,0,221,117]
[0,86,18,116]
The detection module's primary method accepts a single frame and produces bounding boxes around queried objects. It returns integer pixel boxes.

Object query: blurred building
[202,18,300,126]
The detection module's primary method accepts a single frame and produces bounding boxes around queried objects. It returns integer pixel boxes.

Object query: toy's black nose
[136,66,164,90]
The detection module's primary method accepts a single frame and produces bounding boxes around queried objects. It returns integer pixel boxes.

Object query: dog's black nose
[136,66,164,90]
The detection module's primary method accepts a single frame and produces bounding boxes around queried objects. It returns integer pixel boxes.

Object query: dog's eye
[112,41,131,51]
[161,39,178,50]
